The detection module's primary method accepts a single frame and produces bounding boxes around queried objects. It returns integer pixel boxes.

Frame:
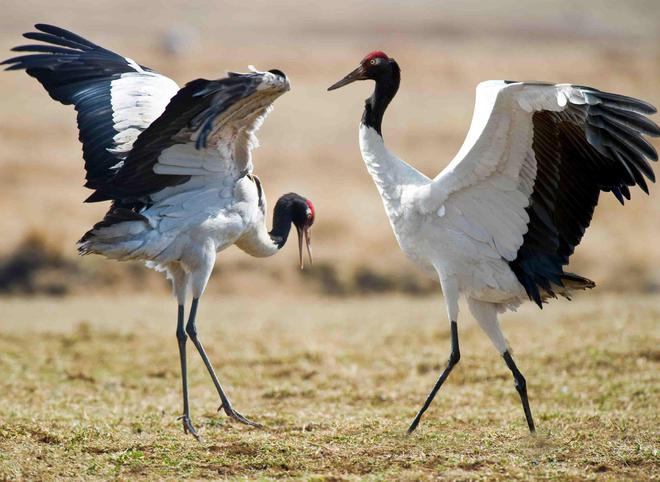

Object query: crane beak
[296,226,313,269]
[327,65,367,91]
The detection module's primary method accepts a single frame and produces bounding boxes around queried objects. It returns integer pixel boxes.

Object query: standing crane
[4,24,315,440]
[328,51,658,434]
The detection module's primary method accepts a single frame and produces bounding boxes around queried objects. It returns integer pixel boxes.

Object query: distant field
[0,0,659,296]
[1,293,658,479]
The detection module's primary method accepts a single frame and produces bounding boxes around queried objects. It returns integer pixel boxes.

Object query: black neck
[269,204,294,249]
[362,61,401,135]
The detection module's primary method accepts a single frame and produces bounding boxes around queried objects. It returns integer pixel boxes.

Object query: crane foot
[218,403,263,428]
[178,415,201,441]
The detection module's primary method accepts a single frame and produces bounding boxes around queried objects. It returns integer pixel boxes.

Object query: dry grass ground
[1,292,658,480]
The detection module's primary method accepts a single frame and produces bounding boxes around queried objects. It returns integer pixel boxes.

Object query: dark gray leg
[407,321,460,434]
[503,351,535,433]
[176,304,200,440]
[185,298,261,427]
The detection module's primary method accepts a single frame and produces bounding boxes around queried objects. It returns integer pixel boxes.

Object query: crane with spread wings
[329,50,658,435]
[4,24,315,439]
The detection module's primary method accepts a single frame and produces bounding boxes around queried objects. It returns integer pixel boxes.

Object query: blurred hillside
[0,0,659,296]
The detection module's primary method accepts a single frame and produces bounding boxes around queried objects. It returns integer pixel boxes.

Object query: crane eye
[370,59,377,65]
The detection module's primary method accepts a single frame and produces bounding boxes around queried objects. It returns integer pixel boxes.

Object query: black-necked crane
[4,24,315,440]
[328,51,658,434]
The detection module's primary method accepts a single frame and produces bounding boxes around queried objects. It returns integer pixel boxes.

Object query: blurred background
[1,0,659,298]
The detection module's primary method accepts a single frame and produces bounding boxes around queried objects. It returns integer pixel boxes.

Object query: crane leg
[185,298,262,428]
[175,304,200,440]
[168,264,200,440]
[407,320,460,434]
[503,350,535,433]
[407,276,461,434]
[467,298,535,433]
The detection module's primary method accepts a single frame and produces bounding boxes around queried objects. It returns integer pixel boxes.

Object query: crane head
[274,193,315,269]
[327,51,394,91]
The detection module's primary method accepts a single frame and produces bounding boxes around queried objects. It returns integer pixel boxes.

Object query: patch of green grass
[0,293,658,480]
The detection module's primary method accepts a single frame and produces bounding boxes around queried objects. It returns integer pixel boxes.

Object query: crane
[328,51,658,434]
[4,24,315,440]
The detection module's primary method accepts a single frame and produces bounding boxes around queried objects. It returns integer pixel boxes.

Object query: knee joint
[448,349,460,366]
[514,374,527,392]
[185,322,197,339]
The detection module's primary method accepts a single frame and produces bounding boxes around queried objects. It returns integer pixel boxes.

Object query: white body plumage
[359,79,658,328]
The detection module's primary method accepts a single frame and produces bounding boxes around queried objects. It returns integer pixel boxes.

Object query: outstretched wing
[423,81,659,305]
[2,24,180,192]
[88,68,290,203]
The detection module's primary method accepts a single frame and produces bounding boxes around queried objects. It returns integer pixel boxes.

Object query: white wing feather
[150,70,286,186]
[416,81,585,261]
[108,71,180,156]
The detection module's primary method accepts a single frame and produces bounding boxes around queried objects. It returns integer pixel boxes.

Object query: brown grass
[0,292,658,480]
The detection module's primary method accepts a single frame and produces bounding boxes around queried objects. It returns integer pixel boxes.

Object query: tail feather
[541,272,596,303]
[77,206,149,258]
[560,272,596,291]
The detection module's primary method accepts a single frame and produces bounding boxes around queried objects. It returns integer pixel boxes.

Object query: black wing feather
[2,24,157,191]
[510,87,658,306]
[90,74,263,203]
[33,23,102,50]
[22,31,95,51]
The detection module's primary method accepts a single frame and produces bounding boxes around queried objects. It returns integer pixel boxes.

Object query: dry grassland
[1,293,658,480]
